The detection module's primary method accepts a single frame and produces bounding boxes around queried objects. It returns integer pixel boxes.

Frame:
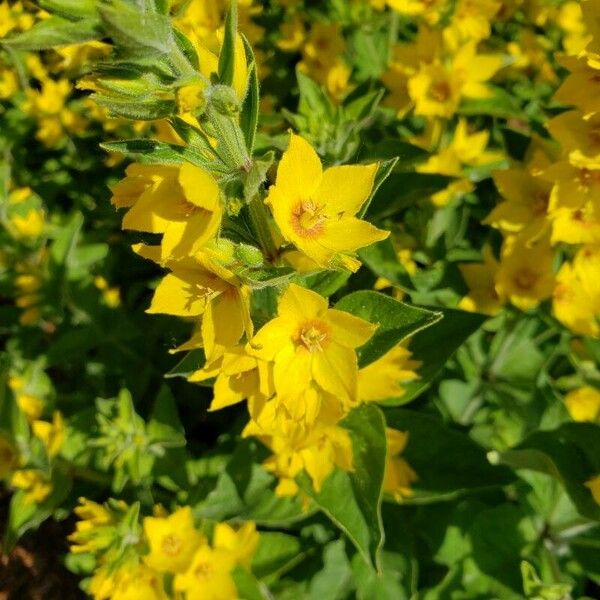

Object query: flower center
[161,534,183,556]
[291,200,326,238]
[577,168,600,188]
[194,561,214,580]
[430,80,452,102]
[513,269,537,291]
[298,320,329,352]
[532,191,549,216]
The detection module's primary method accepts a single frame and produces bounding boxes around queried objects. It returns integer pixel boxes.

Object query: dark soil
[0,488,84,600]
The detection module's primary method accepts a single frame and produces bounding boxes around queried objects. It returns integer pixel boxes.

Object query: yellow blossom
[69,498,115,555]
[358,344,420,403]
[444,0,501,48]
[141,246,253,363]
[548,111,600,169]
[408,43,504,118]
[267,134,388,270]
[586,475,600,506]
[243,401,354,496]
[554,56,600,116]
[32,411,65,457]
[189,346,273,415]
[495,237,555,311]
[111,564,167,600]
[111,163,222,262]
[213,521,259,569]
[174,544,238,600]
[564,387,600,423]
[11,469,52,504]
[144,506,204,574]
[485,168,552,243]
[15,392,44,421]
[459,246,505,316]
[384,429,417,501]
[248,283,376,405]
[10,209,45,239]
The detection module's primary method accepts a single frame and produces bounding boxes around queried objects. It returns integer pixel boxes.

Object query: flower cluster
[69,500,258,600]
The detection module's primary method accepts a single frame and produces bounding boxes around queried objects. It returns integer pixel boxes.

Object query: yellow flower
[11,469,52,504]
[277,16,305,52]
[543,162,600,245]
[386,0,446,23]
[32,411,65,457]
[384,429,417,501]
[358,344,420,403]
[557,1,592,56]
[213,521,259,569]
[248,283,376,405]
[143,506,204,574]
[0,66,18,99]
[408,43,504,118]
[459,246,505,316]
[553,259,600,337]
[0,435,18,479]
[444,0,501,48]
[495,237,555,311]
[548,111,600,169]
[554,56,600,116]
[15,392,44,421]
[10,209,45,239]
[111,564,167,600]
[266,134,388,270]
[111,163,222,262]
[141,247,253,363]
[174,544,238,600]
[586,475,600,506]
[564,387,600,423]
[69,498,115,554]
[243,401,354,495]
[189,346,273,415]
[485,168,552,243]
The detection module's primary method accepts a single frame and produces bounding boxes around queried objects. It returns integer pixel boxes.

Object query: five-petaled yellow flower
[248,283,377,403]
[266,134,389,271]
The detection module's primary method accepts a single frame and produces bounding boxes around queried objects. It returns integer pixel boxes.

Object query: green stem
[248,195,278,262]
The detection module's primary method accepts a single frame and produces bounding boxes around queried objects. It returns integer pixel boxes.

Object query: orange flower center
[532,191,549,216]
[429,80,452,103]
[298,320,329,352]
[577,168,600,188]
[161,534,183,556]
[291,200,326,238]
[513,269,538,291]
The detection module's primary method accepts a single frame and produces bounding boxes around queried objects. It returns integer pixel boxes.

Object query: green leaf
[358,158,398,219]
[335,291,442,368]
[309,540,354,600]
[240,35,260,152]
[295,270,351,298]
[384,408,515,498]
[492,423,600,521]
[367,172,454,220]
[297,70,335,120]
[393,308,487,405]
[147,386,186,446]
[298,404,387,570]
[165,349,206,380]
[232,567,268,600]
[218,0,238,87]
[459,86,523,119]
[100,139,222,172]
[93,95,177,122]
[98,0,172,56]
[195,440,307,526]
[38,0,97,20]
[50,212,84,266]
[252,532,302,580]
[1,16,102,50]
[358,238,413,290]
[5,472,72,551]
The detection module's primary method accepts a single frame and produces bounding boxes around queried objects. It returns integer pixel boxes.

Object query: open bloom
[248,283,376,404]
[111,163,222,262]
[564,387,600,423]
[267,134,388,271]
[243,400,354,496]
[137,245,253,362]
[143,507,204,574]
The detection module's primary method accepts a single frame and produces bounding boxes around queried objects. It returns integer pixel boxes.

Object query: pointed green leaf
[218,0,238,86]
[335,291,442,367]
[298,404,387,570]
